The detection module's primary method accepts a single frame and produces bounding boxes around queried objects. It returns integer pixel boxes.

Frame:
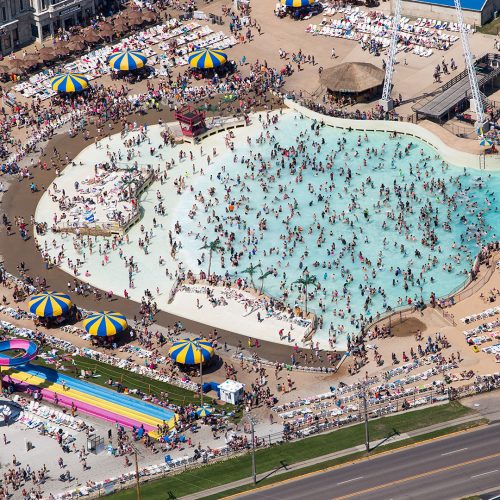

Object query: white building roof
[219,379,244,392]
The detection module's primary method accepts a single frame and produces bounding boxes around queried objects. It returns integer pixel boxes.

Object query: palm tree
[258,269,273,295]
[292,274,317,315]
[200,239,223,277]
[241,263,261,289]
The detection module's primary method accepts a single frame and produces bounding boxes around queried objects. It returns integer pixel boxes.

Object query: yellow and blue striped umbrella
[28,292,72,317]
[82,311,128,337]
[169,337,214,364]
[108,50,147,71]
[196,405,213,417]
[50,73,89,93]
[188,48,227,69]
[281,0,314,6]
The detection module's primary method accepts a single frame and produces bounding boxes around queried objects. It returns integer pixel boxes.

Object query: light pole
[358,382,370,452]
[132,445,141,500]
[244,415,257,484]
[195,341,203,406]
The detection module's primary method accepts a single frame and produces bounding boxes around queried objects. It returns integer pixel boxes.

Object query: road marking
[335,452,500,499]
[441,447,468,456]
[470,470,498,479]
[337,477,363,485]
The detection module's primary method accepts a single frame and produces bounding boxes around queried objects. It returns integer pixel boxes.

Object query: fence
[364,248,498,333]
[88,377,500,499]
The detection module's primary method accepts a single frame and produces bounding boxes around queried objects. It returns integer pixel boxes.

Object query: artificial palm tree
[200,239,223,277]
[258,269,274,295]
[242,262,261,289]
[292,274,317,315]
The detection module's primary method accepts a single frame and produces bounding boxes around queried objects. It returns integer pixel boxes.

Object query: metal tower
[379,0,402,112]
[453,0,487,130]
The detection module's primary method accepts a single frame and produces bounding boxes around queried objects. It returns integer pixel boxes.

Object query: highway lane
[235,423,500,500]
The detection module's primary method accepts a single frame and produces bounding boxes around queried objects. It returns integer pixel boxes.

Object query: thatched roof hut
[320,62,385,101]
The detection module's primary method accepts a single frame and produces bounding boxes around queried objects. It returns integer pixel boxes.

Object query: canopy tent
[108,50,147,71]
[169,338,214,365]
[28,292,72,318]
[188,48,227,69]
[51,73,89,93]
[82,311,128,337]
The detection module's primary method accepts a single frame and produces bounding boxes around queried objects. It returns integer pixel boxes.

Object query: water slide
[1,342,176,431]
[0,339,38,366]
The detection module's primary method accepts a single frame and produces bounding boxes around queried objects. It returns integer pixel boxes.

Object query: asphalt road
[237,423,500,500]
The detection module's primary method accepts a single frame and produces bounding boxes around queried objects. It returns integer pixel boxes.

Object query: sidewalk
[180,412,487,500]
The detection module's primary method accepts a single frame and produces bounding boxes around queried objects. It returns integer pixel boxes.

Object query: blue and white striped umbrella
[108,50,147,71]
[82,311,128,337]
[196,405,213,417]
[169,338,214,364]
[28,292,72,317]
[50,73,89,93]
[188,48,227,69]
[479,135,493,147]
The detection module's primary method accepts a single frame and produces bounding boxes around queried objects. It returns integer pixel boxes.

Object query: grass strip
[108,402,475,499]
[31,348,239,417]
[201,419,487,500]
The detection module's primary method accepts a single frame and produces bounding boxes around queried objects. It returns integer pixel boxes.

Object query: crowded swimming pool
[174,112,500,345]
[35,110,500,348]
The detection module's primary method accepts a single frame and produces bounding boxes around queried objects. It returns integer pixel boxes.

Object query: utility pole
[244,416,257,484]
[195,341,204,406]
[134,447,141,500]
[359,383,370,452]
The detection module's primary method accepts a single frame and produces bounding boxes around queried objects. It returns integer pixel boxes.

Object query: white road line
[471,470,498,479]
[441,448,468,456]
[337,476,364,485]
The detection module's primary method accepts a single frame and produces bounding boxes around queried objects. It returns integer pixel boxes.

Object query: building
[30,0,96,40]
[396,0,500,27]
[320,62,385,103]
[0,0,101,54]
[0,0,33,55]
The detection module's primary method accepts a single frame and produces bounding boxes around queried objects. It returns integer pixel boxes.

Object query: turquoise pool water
[175,112,500,346]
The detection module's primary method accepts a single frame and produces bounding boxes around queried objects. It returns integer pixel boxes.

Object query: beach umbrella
[69,34,85,43]
[82,311,128,337]
[98,21,113,30]
[83,30,102,43]
[143,11,158,22]
[6,59,29,71]
[169,337,214,365]
[128,15,144,27]
[188,48,227,69]
[52,44,70,57]
[68,40,86,52]
[51,73,89,93]
[281,0,314,6]
[28,292,72,317]
[22,54,40,66]
[196,405,213,417]
[108,50,147,71]
[479,135,493,147]
[99,26,114,37]
[113,18,129,32]
[38,47,55,62]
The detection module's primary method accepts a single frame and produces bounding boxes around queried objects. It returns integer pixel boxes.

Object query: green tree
[292,274,317,315]
[200,239,223,277]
